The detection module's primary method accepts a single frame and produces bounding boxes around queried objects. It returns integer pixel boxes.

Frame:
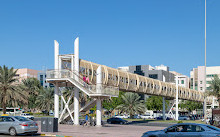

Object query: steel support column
[175,76,179,121]
[74,37,79,125]
[163,97,166,120]
[96,66,102,127]
[54,83,59,118]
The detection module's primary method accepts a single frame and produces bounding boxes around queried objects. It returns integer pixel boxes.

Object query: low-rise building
[119,64,175,82]
[38,71,54,88]
[15,68,39,82]
[190,66,220,108]
[170,71,189,88]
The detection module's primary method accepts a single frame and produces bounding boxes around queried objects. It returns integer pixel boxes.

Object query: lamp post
[203,0,207,119]
[176,76,179,121]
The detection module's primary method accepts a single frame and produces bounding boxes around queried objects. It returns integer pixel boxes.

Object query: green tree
[35,87,54,114]
[116,92,145,118]
[0,65,28,114]
[207,75,220,107]
[145,96,169,111]
[21,78,42,109]
[103,91,124,116]
[179,100,203,112]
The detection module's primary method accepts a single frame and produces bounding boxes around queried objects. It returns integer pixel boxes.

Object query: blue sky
[0,0,219,76]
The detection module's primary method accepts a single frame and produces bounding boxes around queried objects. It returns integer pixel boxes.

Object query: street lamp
[203,0,207,119]
[176,76,179,121]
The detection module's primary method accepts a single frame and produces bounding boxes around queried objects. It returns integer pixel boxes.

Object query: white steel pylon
[168,100,179,120]
[58,90,74,123]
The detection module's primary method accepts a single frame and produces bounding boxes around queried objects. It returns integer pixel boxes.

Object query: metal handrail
[46,69,119,96]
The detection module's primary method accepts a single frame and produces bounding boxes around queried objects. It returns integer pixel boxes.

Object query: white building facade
[190,66,220,108]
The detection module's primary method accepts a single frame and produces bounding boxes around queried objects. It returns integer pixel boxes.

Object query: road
[0,120,167,137]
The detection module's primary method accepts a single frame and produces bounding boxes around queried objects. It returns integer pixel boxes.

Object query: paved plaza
[39,122,164,137]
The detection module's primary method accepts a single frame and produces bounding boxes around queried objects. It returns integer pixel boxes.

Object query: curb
[40,134,73,137]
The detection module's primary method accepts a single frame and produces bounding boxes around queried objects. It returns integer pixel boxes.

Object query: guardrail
[46,69,119,97]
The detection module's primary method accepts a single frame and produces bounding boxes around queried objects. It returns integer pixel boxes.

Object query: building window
[190,78,193,88]
[181,80,184,84]
[206,86,211,90]
[49,83,54,87]
[200,87,203,90]
[149,74,158,79]
[134,66,144,76]
[40,75,43,80]
[136,65,141,71]
[200,81,203,84]
[207,74,217,77]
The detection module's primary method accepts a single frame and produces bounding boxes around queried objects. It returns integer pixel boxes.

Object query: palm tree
[0,65,28,114]
[207,75,220,107]
[22,78,41,94]
[21,78,42,109]
[35,87,54,114]
[116,92,145,118]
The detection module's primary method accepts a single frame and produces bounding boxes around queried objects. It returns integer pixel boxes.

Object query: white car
[20,113,34,120]
[114,115,129,119]
[140,114,153,119]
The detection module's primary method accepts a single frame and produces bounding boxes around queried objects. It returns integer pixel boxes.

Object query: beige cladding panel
[146,78,154,94]
[105,66,118,87]
[160,81,167,96]
[117,70,128,90]
[138,76,147,93]
[185,88,190,100]
[170,84,176,98]
[127,73,138,92]
[153,80,161,95]
[166,84,172,97]
[79,59,208,102]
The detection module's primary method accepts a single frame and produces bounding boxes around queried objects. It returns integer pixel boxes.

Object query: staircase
[46,69,119,97]
[46,69,119,124]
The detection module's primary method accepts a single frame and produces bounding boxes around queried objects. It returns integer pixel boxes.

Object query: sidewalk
[38,122,164,137]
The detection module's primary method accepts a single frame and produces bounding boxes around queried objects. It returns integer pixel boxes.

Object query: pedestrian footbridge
[47,58,210,103]
[46,38,212,126]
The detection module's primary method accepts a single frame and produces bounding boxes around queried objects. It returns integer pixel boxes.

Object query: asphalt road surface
[0,133,42,137]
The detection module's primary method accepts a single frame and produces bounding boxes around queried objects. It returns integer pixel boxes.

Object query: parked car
[114,114,129,119]
[155,116,172,120]
[20,113,34,120]
[107,118,128,124]
[79,119,104,126]
[140,114,153,119]
[178,116,190,120]
[133,114,141,119]
[0,116,38,136]
[141,123,220,137]
[49,110,54,116]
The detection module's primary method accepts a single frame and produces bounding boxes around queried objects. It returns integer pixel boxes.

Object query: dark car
[107,118,128,124]
[155,116,172,120]
[142,123,220,137]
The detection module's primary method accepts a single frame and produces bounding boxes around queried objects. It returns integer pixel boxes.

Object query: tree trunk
[130,113,133,119]
[218,97,220,108]
[2,94,6,114]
